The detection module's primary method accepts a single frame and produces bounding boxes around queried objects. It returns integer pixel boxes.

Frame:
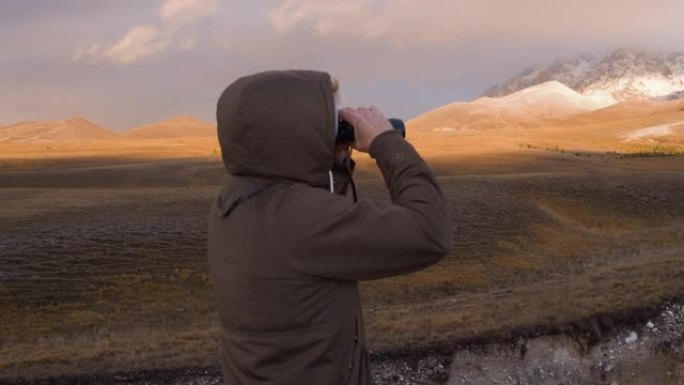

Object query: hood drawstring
[330,157,358,203]
[221,180,279,218]
[328,170,334,193]
[344,159,358,203]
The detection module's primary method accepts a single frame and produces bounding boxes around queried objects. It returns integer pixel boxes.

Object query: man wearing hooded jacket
[208,70,452,385]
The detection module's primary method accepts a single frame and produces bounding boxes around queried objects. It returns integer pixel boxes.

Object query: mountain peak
[63,116,92,123]
[61,116,103,128]
[486,48,684,103]
[513,80,576,94]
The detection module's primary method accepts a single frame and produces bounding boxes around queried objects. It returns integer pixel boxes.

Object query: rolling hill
[123,116,215,139]
[0,117,118,142]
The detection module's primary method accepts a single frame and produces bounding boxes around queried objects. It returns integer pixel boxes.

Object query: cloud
[269,1,373,36]
[100,26,172,64]
[160,0,220,25]
[7,0,684,130]
[75,0,219,65]
[266,0,682,48]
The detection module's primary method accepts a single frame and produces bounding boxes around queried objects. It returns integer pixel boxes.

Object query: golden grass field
[1,98,683,379]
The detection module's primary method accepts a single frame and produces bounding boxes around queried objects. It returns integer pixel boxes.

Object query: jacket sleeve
[282,130,453,281]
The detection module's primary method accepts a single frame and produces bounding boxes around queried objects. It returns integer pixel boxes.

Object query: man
[208,70,452,385]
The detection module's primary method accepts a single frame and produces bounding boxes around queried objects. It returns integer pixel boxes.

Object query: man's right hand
[339,106,393,153]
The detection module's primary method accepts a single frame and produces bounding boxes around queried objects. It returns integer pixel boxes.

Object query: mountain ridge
[485,48,684,103]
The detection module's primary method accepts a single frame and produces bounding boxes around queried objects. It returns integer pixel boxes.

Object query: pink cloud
[75,0,220,65]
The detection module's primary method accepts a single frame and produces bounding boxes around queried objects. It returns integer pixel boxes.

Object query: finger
[339,108,360,125]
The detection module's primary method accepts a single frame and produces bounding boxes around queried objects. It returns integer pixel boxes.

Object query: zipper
[345,315,360,384]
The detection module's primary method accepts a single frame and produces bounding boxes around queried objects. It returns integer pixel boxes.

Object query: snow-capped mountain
[408,81,611,132]
[485,49,684,103]
[490,80,614,116]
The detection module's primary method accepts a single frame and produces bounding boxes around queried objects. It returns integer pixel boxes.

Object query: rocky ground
[6,300,681,385]
[374,300,684,385]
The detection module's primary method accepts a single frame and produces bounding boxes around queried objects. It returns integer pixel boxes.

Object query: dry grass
[1,145,683,379]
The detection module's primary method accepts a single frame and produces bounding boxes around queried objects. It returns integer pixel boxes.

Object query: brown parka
[208,70,452,385]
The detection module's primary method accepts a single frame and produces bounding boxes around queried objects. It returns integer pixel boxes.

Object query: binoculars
[336,116,405,144]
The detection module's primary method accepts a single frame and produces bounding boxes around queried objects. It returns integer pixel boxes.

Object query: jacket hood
[217,70,336,187]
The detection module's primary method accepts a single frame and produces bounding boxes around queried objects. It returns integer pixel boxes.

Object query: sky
[2,0,684,131]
